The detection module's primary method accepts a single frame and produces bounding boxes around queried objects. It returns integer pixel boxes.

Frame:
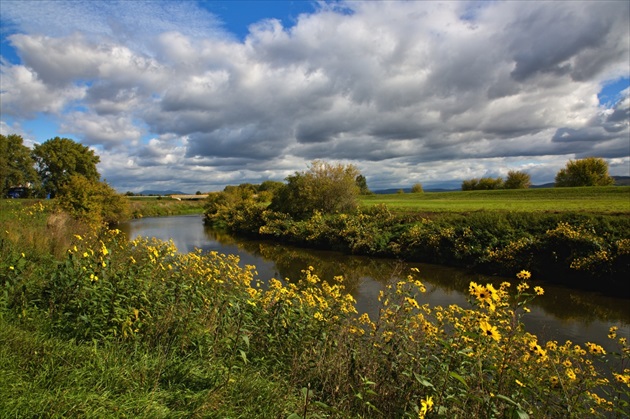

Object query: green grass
[127,197,206,218]
[360,186,630,214]
[0,318,297,418]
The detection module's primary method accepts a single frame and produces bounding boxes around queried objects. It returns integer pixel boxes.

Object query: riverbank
[205,188,630,295]
[1,200,628,417]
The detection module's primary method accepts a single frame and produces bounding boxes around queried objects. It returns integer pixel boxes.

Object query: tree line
[461,158,614,191]
[0,134,128,225]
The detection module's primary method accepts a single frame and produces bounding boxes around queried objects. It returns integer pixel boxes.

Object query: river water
[120,214,629,350]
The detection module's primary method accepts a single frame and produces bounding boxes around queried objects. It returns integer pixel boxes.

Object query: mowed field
[360,186,630,214]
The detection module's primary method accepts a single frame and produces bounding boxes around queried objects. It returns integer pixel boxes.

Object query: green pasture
[126,196,206,218]
[360,186,630,214]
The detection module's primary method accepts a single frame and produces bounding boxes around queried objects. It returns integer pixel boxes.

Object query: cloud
[0,0,628,192]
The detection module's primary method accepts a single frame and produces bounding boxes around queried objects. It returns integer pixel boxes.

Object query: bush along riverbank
[1,200,629,417]
[204,202,630,296]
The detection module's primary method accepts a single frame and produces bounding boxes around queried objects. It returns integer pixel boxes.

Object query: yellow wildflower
[480,320,501,342]
[517,282,530,292]
[608,326,618,339]
[586,342,606,355]
[418,396,433,419]
[516,270,531,280]
[405,297,420,310]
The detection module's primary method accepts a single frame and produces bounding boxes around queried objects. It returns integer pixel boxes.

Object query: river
[120,214,630,351]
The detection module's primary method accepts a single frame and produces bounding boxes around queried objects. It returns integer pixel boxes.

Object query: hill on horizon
[138,190,187,196]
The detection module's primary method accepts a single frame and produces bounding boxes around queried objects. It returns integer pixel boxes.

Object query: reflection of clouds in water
[120,215,630,349]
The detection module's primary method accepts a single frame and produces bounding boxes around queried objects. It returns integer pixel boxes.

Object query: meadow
[127,196,206,218]
[2,198,628,417]
[360,186,630,214]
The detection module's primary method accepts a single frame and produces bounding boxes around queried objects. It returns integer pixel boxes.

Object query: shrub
[462,177,504,191]
[269,160,362,219]
[504,170,531,189]
[57,175,130,226]
[411,183,424,193]
[555,157,614,187]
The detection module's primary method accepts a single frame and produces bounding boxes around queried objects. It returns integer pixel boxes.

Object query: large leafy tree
[269,160,361,219]
[555,157,614,187]
[0,134,38,196]
[32,137,100,197]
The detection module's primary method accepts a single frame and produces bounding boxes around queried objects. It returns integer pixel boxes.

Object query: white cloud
[1,0,628,192]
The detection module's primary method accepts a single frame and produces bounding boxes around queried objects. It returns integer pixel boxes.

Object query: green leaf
[301,387,314,398]
[494,394,518,406]
[238,349,247,364]
[449,372,469,389]
[515,409,530,419]
[413,372,435,388]
[241,334,250,348]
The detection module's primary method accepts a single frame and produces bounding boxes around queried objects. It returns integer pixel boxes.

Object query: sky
[1,0,629,193]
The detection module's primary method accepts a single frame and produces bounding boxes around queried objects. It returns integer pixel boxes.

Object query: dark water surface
[120,214,630,350]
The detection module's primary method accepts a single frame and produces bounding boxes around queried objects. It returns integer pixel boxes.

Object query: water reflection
[120,215,630,349]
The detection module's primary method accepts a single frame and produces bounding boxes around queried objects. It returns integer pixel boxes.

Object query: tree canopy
[504,170,531,189]
[0,134,38,196]
[555,157,614,187]
[461,177,504,191]
[58,175,129,226]
[32,137,101,197]
[355,174,371,195]
[269,160,361,219]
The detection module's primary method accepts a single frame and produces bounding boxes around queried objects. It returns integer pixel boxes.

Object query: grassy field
[127,196,206,218]
[360,186,630,214]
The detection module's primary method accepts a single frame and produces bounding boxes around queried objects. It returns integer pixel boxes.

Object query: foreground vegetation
[2,199,628,418]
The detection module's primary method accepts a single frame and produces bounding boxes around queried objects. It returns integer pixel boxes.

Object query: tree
[0,134,38,196]
[269,160,361,219]
[57,175,129,226]
[462,177,504,191]
[504,170,531,189]
[410,183,424,193]
[555,157,614,187]
[355,174,372,195]
[32,137,100,197]
[258,180,284,202]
